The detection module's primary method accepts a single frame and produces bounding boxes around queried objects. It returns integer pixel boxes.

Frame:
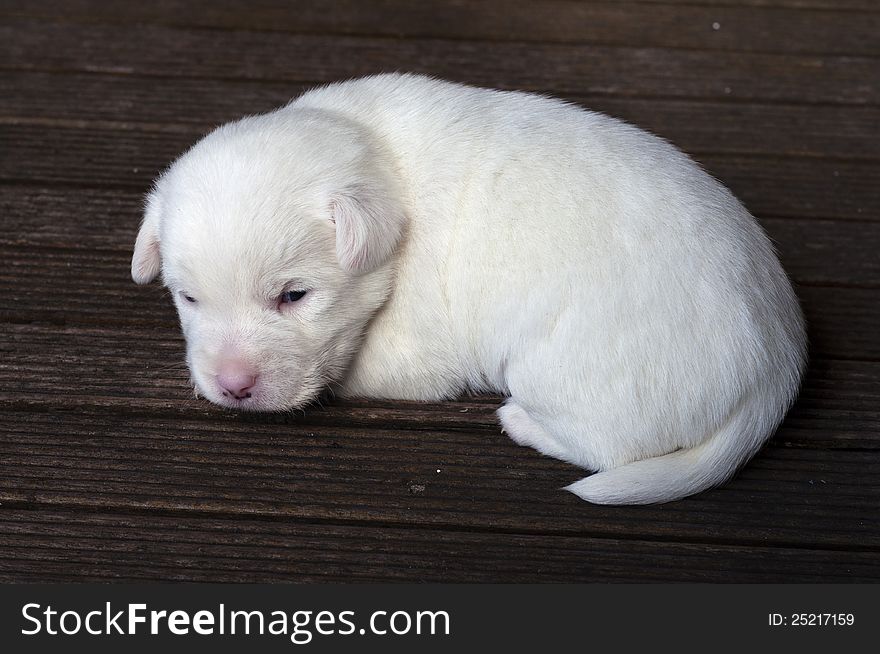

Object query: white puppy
[132,73,806,504]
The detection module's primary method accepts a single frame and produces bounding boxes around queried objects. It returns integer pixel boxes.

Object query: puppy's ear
[131,189,163,284]
[330,184,405,273]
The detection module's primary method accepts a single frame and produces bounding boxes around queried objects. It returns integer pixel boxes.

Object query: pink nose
[216,363,257,400]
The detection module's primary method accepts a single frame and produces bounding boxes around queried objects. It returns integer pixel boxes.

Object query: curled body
[132,73,807,504]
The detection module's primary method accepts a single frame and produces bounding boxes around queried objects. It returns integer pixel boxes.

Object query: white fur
[132,74,807,504]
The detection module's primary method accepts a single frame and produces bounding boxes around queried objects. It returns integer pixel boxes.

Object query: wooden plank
[0,71,300,129]
[0,187,144,251]
[1,312,878,442]
[798,285,880,360]
[2,192,879,365]
[0,326,864,406]
[0,243,878,361]
[4,243,880,355]
[700,156,877,222]
[0,404,877,551]
[0,0,875,587]
[2,327,879,451]
[2,187,879,283]
[2,123,877,222]
[0,367,877,451]
[0,509,876,582]
[2,0,878,56]
[629,1,878,10]
[767,219,880,285]
[781,357,880,449]
[1,323,879,449]
[2,19,877,105]
[3,71,878,161]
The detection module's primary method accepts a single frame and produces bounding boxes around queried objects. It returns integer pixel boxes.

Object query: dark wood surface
[1,0,878,582]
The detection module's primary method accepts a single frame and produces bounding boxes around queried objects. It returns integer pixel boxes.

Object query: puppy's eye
[179,291,197,304]
[279,290,308,305]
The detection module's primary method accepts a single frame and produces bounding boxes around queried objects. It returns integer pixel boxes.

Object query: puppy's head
[131,109,406,410]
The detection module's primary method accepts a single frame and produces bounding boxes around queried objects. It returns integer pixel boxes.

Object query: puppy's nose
[216,363,257,400]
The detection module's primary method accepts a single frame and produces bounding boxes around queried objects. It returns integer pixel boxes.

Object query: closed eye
[179,291,197,303]
[278,289,308,305]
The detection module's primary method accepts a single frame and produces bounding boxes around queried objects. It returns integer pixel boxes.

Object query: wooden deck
[1,1,878,583]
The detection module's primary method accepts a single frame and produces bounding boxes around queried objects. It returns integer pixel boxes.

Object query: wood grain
[2,0,879,582]
[628,1,878,10]
[3,0,878,56]
[2,124,877,222]
[2,509,876,583]
[1,405,878,551]
[3,72,879,161]
[1,241,879,368]
[3,19,877,105]
[2,319,879,443]
[3,186,879,281]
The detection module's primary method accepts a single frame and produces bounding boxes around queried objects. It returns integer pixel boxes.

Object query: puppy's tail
[565,393,778,505]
